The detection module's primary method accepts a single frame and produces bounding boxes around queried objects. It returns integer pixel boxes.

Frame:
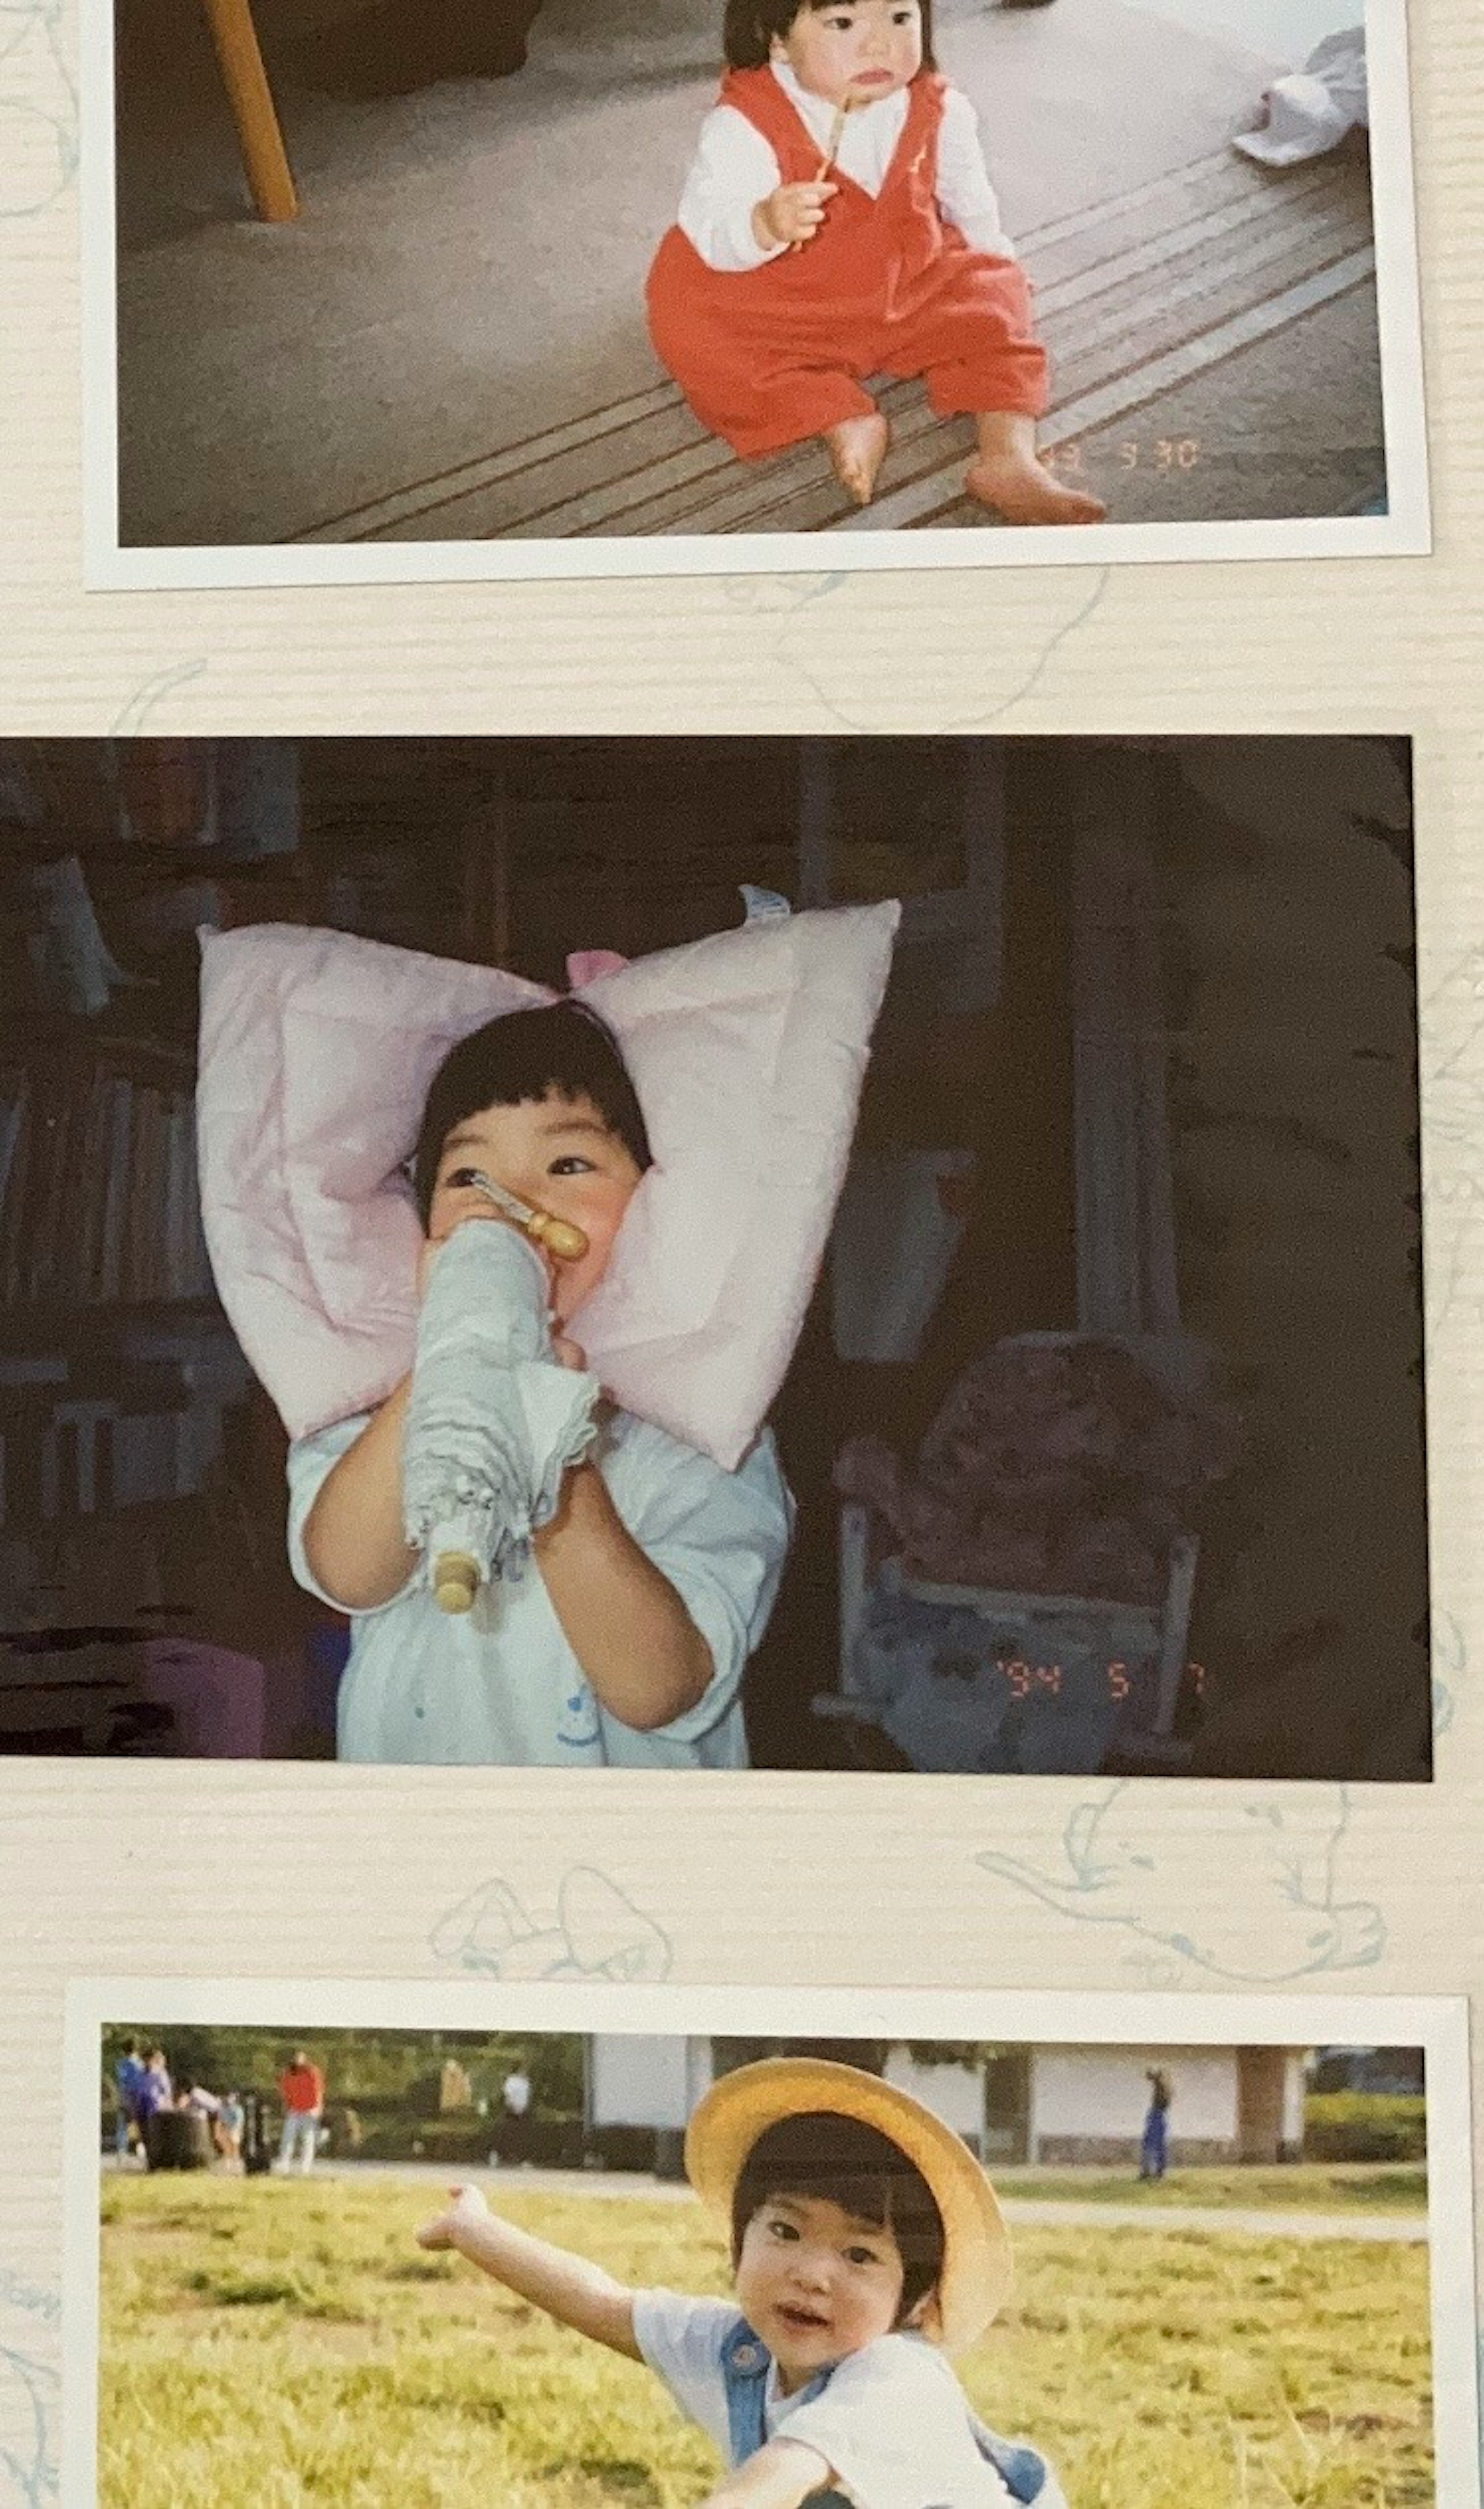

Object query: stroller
[242,2090,274,2177]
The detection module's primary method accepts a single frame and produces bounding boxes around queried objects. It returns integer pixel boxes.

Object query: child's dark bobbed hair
[412,1001,652,1228]
[731,2109,945,2320]
[723,0,935,73]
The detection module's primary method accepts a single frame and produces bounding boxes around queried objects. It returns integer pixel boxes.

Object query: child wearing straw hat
[417,2055,1066,2508]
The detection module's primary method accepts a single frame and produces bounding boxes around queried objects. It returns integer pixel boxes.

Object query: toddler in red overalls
[646,0,1105,520]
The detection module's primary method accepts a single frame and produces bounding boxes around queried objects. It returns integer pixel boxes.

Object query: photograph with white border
[88,0,1428,586]
[0,735,1433,1785]
[66,1980,1477,2506]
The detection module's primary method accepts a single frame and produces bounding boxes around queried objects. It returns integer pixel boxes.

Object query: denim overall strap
[963,2408,1054,2504]
[718,2320,850,2505]
[720,2316,774,2466]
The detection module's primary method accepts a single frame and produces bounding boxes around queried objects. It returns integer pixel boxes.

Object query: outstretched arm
[416,2183,642,2358]
[697,2439,834,2509]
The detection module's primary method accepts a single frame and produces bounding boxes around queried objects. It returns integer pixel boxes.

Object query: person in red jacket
[276,2050,326,2175]
[647,0,1104,521]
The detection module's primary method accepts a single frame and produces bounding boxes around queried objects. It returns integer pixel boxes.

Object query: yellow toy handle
[458,1168,589,1263]
[432,1552,480,1615]
[522,1206,589,1263]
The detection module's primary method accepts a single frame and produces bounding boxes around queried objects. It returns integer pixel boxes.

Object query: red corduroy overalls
[646,66,1048,460]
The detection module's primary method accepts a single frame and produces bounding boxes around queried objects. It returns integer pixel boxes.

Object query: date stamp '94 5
[992,1658,1205,1704]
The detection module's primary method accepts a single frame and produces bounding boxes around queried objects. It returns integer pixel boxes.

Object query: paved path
[996,2198,1425,2242]
[106,2155,1426,2240]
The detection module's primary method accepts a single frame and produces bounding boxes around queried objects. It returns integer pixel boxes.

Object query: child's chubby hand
[753,179,837,250]
[416,2182,492,2253]
[416,1234,588,1365]
[416,1232,591,1380]
[417,1205,555,1304]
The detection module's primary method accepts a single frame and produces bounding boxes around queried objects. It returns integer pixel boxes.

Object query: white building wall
[590,2035,700,2131]
[687,2038,716,2115]
[883,2048,983,2138]
[587,2039,1307,2157]
[1282,2052,1309,2150]
[1030,2047,1238,2152]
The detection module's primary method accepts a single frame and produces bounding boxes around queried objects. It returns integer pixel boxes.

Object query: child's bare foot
[825,413,889,506]
[965,451,1106,526]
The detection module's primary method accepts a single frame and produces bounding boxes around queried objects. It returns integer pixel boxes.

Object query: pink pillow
[196,900,899,1468]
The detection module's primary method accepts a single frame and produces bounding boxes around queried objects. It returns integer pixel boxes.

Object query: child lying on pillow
[287,1002,794,1768]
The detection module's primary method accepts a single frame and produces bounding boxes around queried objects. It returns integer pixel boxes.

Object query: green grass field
[994,2164,1427,2215]
[99,2176,1434,2509]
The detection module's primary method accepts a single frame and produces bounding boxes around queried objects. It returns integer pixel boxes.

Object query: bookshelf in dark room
[0,735,1093,1766]
[1,744,320,1753]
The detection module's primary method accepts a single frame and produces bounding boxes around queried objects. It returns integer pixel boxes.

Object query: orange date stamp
[1046,438,1203,475]
[987,1657,1207,1703]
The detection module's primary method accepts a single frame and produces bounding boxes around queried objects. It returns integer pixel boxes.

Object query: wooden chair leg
[199,0,299,223]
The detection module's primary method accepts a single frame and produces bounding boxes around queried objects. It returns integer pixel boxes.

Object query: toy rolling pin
[451,1166,589,1264]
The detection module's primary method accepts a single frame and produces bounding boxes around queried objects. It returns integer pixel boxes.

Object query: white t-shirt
[677,59,1015,272]
[632,2291,1015,2509]
[287,1411,793,1767]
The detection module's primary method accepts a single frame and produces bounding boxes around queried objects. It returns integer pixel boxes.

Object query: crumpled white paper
[1234,29,1367,169]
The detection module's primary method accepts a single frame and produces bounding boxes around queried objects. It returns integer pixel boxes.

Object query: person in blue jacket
[112,2039,145,2162]
[1139,2069,1172,2183]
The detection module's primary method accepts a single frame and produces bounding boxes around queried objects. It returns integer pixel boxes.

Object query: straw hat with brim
[684,2057,1014,2355]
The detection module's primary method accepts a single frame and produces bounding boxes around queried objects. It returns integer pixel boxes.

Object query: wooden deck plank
[377,402,718,544]
[294,382,688,543]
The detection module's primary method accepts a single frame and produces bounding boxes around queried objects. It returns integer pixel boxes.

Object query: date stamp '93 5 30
[1047,438,1205,479]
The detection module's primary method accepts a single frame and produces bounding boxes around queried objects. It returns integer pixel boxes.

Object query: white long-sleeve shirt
[677,57,1015,272]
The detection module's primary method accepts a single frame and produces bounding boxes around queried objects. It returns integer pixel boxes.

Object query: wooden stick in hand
[790,90,854,250]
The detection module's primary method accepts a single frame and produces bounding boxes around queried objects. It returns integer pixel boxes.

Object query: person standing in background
[1139,2068,1172,2181]
[182,2080,223,2126]
[113,2040,145,2163]
[216,2089,245,2169]
[132,2047,174,2165]
[500,2063,533,2166]
[276,2049,326,2173]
